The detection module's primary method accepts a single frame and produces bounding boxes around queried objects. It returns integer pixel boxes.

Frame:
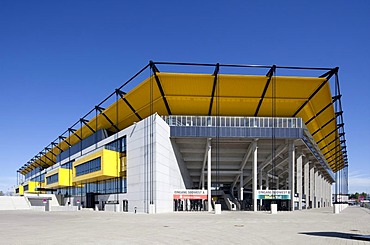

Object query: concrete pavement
[0,206,369,244]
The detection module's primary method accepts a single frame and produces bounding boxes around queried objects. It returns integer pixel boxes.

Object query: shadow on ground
[299,232,370,241]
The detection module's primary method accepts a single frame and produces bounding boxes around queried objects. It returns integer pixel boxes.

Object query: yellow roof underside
[22,72,345,174]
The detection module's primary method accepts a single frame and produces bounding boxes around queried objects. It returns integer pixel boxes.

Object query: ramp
[0,196,31,210]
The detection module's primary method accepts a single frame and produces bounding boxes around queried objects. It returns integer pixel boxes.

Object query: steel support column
[253,142,258,212]
[259,170,263,207]
[297,152,303,210]
[240,173,244,201]
[309,163,315,208]
[314,170,319,208]
[288,142,295,211]
[304,159,309,209]
[207,142,212,212]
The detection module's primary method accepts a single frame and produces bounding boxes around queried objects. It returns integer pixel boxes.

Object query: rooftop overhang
[19,62,348,175]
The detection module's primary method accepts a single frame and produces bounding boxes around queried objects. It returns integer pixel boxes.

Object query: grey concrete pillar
[253,142,258,212]
[329,181,332,207]
[259,170,263,206]
[207,143,212,212]
[314,170,319,208]
[296,153,303,210]
[322,177,325,207]
[324,179,326,206]
[324,178,327,207]
[325,180,328,207]
[328,181,330,206]
[265,171,269,190]
[318,174,321,208]
[239,173,244,201]
[304,160,309,209]
[319,174,324,208]
[320,175,322,208]
[288,142,295,211]
[309,164,314,208]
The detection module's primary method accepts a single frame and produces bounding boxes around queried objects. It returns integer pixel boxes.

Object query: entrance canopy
[19,62,347,175]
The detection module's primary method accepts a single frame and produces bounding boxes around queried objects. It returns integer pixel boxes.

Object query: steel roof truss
[293,68,338,117]
[254,65,276,116]
[116,89,142,121]
[80,118,96,134]
[68,128,82,141]
[96,106,119,132]
[208,63,220,116]
[150,61,172,115]
[316,123,344,145]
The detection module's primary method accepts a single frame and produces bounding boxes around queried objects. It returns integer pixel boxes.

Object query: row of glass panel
[163,115,302,128]
[22,137,127,184]
[53,177,126,196]
[75,157,102,177]
[46,173,58,185]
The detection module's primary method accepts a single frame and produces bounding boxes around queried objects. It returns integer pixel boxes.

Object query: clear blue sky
[0,1,369,194]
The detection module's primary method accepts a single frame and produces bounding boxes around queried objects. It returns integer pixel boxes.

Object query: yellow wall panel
[73,149,120,184]
[45,168,72,188]
[24,181,45,193]
[15,185,24,196]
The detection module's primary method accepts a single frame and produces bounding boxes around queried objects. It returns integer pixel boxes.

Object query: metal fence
[162,115,302,129]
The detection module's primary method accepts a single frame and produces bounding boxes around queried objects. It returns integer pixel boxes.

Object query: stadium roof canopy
[19,62,348,175]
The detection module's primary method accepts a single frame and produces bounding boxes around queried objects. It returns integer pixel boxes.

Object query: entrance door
[86,192,96,209]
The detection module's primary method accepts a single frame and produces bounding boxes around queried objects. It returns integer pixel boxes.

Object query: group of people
[174,199,205,211]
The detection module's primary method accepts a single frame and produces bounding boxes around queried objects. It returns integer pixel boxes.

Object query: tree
[349,192,360,199]
[0,191,4,196]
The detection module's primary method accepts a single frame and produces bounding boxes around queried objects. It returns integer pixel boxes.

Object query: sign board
[257,190,291,200]
[173,189,207,200]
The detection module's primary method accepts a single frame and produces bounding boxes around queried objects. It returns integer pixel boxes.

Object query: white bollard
[270,204,278,214]
[149,204,155,214]
[333,204,340,214]
[215,204,222,214]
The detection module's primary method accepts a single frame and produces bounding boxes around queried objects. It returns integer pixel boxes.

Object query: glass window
[105,137,126,152]
[46,173,58,184]
[61,160,74,169]
[75,157,101,177]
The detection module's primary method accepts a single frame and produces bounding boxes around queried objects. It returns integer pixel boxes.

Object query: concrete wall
[25,194,60,207]
[0,196,31,210]
[126,114,185,213]
[154,115,186,213]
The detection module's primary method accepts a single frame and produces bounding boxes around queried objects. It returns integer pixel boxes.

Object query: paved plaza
[0,206,369,244]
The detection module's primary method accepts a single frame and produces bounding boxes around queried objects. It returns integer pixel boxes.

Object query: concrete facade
[17,114,335,213]
[126,114,186,213]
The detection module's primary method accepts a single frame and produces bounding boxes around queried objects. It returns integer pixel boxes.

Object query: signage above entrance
[257,190,291,200]
[173,189,207,200]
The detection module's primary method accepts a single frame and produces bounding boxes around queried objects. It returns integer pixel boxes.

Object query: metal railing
[162,115,302,129]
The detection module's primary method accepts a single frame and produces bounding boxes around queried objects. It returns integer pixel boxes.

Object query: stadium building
[15,61,348,213]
